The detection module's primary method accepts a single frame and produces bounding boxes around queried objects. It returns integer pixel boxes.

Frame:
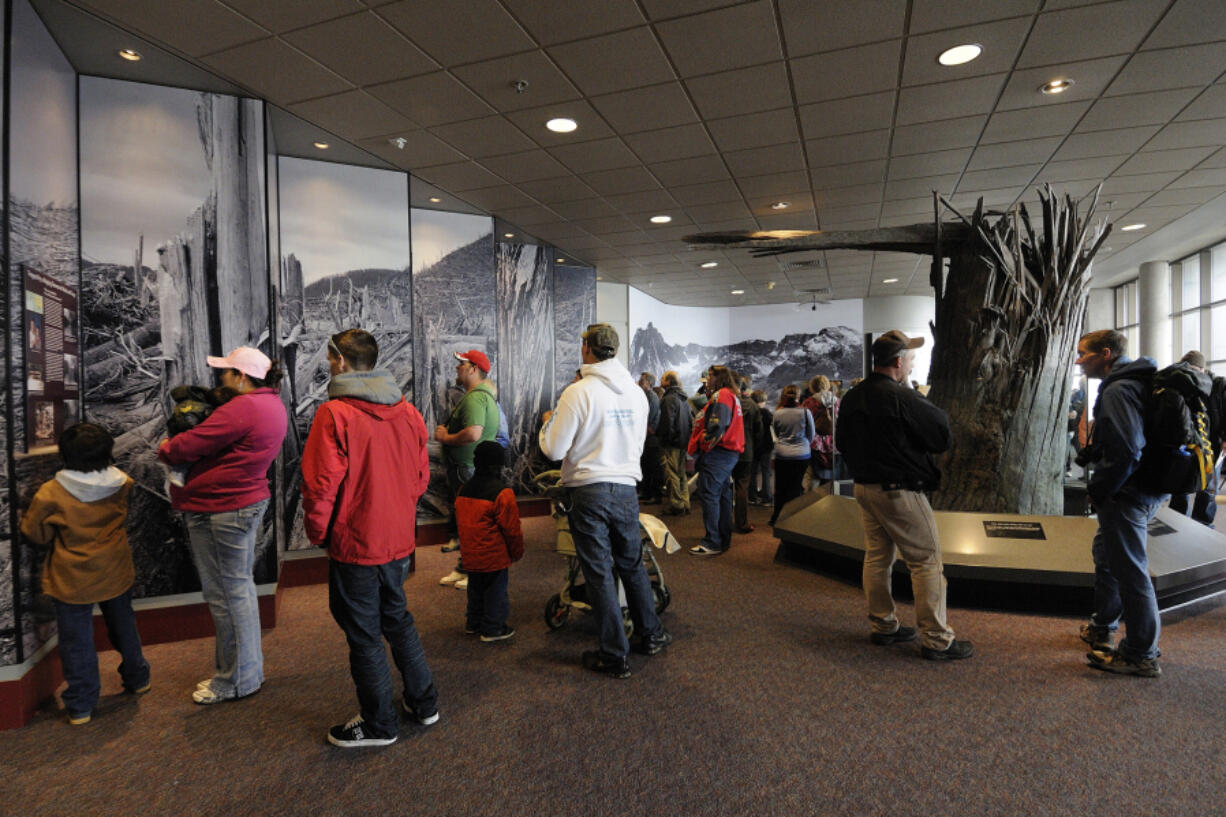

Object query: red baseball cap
[455,349,490,374]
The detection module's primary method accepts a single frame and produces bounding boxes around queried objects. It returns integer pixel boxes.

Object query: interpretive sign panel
[983,520,1046,540]
[23,266,80,450]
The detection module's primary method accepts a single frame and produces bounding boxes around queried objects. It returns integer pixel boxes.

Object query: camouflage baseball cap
[581,323,619,356]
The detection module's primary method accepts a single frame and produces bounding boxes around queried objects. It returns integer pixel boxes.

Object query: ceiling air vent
[781,258,824,271]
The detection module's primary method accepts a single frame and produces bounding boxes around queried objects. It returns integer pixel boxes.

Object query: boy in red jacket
[456,441,524,641]
[301,329,438,748]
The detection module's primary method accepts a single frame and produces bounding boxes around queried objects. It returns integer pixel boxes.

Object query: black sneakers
[582,650,631,679]
[400,699,440,725]
[921,640,974,660]
[870,625,917,646]
[327,715,398,748]
[637,629,673,656]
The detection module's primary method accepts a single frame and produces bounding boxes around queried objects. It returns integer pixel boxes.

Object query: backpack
[1136,362,1214,494]
[495,404,510,449]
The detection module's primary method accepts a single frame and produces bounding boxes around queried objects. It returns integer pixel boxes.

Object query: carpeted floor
[4,500,1225,816]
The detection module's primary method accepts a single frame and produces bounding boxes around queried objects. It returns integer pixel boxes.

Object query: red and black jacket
[456,473,525,572]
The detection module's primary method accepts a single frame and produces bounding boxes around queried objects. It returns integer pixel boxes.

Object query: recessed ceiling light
[700,261,719,269]
[596,276,602,280]
[504,232,515,238]
[650,215,672,224]
[546,117,577,133]
[731,289,745,295]
[1040,78,1074,95]
[313,141,329,149]
[428,196,441,203]
[770,201,790,210]
[767,281,776,290]
[1121,223,1146,231]
[883,278,899,284]
[937,43,982,66]
[556,257,565,263]
[118,48,142,61]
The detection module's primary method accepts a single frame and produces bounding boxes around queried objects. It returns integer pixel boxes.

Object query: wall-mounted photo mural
[553,265,597,401]
[277,156,410,549]
[80,77,269,596]
[628,288,864,403]
[410,208,495,520]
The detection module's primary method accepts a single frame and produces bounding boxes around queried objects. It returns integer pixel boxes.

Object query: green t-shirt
[444,381,500,468]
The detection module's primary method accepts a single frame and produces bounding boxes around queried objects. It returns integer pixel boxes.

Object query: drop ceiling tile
[461,184,535,210]
[530,222,592,240]
[818,183,885,208]
[452,51,584,113]
[549,137,640,173]
[807,130,891,168]
[1143,185,1226,207]
[550,198,621,220]
[1055,126,1162,163]
[1143,0,1226,49]
[655,1,782,76]
[504,101,614,146]
[77,0,269,56]
[1119,203,1199,224]
[671,179,743,205]
[892,116,987,156]
[811,159,888,189]
[624,124,717,164]
[600,229,652,246]
[1167,167,1226,189]
[896,73,1007,125]
[1107,43,1226,96]
[518,175,598,203]
[880,197,935,219]
[1177,85,1226,122]
[758,211,819,230]
[497,203,563,226]
[904,17,1032,86]
[221,0,362,33]
[573,215,641,235]
[1116,145,1217,175]
[885,174,959,200]
[589,83,699,134]
[289,90,418,140]
[685,201,755,223]
[548,27,676,96]
[736,171,809,199]
[686,62,794,119]
[580,167,661,196]
[478,149,570,183]
[603,189,680,214]
[415,160,504,191]
[369,72,495,126]
[798,92,895,141]
[820,216,878,231]
[361,131,464,167]
[1098,171,1181,194]
[708,109,801,152]
[1146,119,1226,152]
[1200,147,1226,168]
[204,38,351,103]
[779,0,907,56]
[1078,87,1201,132]
[747,193,816,215]
[283,11,437,85]
[649,154,730,186]
[982,101,1091,143]
[997,56,1128,111]
[792,40,903,104]
[887,148,972,179]
[724,143,806,177]
[379,0,536,66]
[1019,1,1164,69]
[909,0,1039,33]
[1042,155,1127,181]
[429,115,536,158]
[958,165,1040,190]
[500,0,645,46]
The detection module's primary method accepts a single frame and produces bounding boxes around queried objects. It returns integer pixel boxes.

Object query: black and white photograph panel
[80,76,270,596]
[553,265,596,402]
[277,156,411,550]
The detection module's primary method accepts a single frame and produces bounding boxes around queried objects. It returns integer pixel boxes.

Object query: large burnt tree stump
[685,184,1110,515]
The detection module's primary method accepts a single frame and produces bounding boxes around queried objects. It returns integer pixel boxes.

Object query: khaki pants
[660,446,689,512]
[854,483,955,650]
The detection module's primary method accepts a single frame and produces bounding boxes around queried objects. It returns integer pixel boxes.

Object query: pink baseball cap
[207,346,272,380]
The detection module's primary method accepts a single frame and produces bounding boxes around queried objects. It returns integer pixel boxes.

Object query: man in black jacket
[1168,350,1222,527]
[656,371,692,515]
[733,375,761,534]
[836,330,973,661]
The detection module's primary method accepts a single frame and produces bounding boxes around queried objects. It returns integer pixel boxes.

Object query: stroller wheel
[544,594,569,630]
[652,583,671,614]
[622,607,634,638]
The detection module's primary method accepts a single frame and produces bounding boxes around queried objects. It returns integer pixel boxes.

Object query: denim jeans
[329,556,437,738]
[1090,487,1166,661]
[567,482,663,660]
[697,447,739,550]
[466,569,509,636]
[55,591,150,716]
[750,450,773,503]
[184,498,269,697]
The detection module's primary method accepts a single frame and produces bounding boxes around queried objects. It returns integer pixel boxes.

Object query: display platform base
[773,493,1226,614]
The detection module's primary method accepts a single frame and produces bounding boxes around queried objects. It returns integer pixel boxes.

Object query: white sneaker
[439,569,465,585]
[441,537,460,552]
[455,576,469,590]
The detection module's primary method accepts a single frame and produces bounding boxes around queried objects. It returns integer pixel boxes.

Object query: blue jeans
[55,591,149,716]
[750,450,773,502]
[1090,488,1166,661]
[567,482,663,660]
[697,447,739,550]
[329,556,437,738]
[184,498,269,696]
[466,569,509,636]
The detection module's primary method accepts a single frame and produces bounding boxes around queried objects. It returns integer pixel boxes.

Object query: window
[1171,240,1226,373]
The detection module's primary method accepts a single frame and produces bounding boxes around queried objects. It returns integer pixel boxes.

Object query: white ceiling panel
[655,1,782,77]
[780,0,907,56]
[798,92,896,141]
[589,83,700,134]
[791,40,904,104]
[1018,1,1164,69]
[981,100,1091,143]
[547,27,677,96]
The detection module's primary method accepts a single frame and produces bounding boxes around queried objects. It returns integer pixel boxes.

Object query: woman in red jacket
[687,365,745,557]
[158,347,288,705]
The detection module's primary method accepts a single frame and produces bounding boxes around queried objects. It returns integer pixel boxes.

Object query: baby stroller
[532,470,678,635]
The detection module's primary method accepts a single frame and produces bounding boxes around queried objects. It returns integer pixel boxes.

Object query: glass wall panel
[1181,254,1201,310]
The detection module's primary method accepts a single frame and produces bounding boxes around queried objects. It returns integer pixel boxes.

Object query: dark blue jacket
[1087,356,1157,502]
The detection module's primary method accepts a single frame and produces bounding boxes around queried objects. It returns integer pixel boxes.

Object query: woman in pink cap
[158,346,288,705]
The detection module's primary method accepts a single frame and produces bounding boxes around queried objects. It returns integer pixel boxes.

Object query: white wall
[595,280,630,367]
[862,295,936,383]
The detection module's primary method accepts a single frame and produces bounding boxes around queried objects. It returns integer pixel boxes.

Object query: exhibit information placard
[982,520,1047,540]
[23,266,80,451]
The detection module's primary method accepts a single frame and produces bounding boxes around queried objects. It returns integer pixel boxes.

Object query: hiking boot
[439,569,465,585]
[1087,649,1161,678]
[327,714,398,747]
[870,625,917,646]
[1079,623,1114,653]
[480,626,515,642]
[637,629,673,656]
[401,699,440,725]
[921,640,974,661]
[582,650,631,679]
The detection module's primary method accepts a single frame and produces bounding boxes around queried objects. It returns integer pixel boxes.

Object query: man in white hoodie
[539,323,671,678]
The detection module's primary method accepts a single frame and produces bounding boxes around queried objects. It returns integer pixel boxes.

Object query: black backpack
[1137,362,1215,494]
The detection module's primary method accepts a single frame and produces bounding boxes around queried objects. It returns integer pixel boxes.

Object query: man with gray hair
[540,324,671,679]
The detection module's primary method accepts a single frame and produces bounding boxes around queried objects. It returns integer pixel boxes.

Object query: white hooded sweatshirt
[539,357,648,487]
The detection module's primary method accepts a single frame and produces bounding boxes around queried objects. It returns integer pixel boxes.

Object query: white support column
[1138,260,1172,367]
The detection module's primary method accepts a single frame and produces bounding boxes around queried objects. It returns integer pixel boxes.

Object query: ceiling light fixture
[118,48,142,61]
[937,43,981,66]
[650,215,672,224]
[504,232,515,238]
[1040,78,1074,95]
[701,261,719,268]
[1121,223,1146,231]
[767,281,776,290]
[770,201,790,210]
[883,278,899,284]
[546,117,577,133]
[731,289,745,295]
[313,141,329,149]
[428,196,441,203]
[556,257,565,263]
